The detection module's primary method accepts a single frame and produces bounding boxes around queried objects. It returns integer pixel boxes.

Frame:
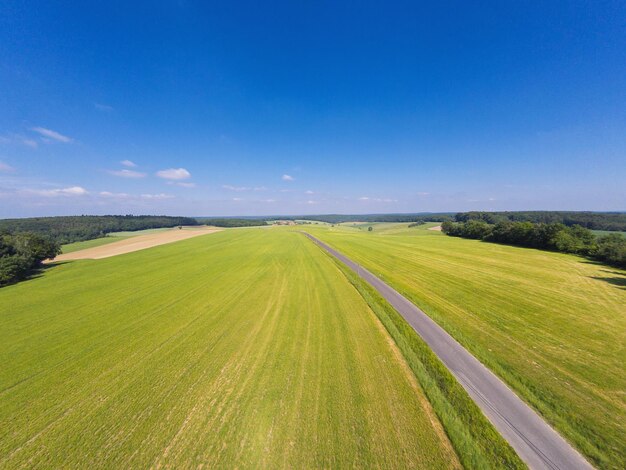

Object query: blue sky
[1,1,624,217]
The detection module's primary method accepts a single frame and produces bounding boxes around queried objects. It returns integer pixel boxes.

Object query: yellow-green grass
[300,224,626,469]
[0,229,459,468]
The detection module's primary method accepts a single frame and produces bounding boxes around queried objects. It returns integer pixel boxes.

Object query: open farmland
[54,226,219,260]
[0,229,461,468]
[300,224,626,469]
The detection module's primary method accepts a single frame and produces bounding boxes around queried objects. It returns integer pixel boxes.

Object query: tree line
[283,213,454,224]
[454,211,626,231]
[441,220,626,268]
[196,218,268,227]
[0,215,199,244]
[0,232,61,286]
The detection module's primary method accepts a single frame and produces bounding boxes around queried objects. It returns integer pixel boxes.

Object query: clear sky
[1,1,624,217]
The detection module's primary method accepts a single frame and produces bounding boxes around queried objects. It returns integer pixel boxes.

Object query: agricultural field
[299,224,626,469]
[61,235,131,253]
[0,229,461,468]
[60,226,207,253]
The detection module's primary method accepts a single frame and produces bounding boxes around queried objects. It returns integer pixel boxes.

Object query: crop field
[61,236,131,253]
[0,229,461,468]
[300,224,626,469]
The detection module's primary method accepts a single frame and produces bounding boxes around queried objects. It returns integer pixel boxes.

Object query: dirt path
[51,227,220,261]
[428,225,442,231]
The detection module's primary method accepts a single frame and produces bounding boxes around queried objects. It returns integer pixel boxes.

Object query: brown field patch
[428,225,442,231]
[50,227,220,261]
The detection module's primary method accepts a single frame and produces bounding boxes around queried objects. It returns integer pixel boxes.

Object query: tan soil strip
[428,225,442,231]
[50,227,220,261]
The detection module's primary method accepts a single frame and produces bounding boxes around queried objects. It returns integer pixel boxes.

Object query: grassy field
[0,229,462,468]
[300,224,626,469]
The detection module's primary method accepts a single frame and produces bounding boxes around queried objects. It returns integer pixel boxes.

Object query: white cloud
[222,184,266,192]
[156,168,191,180]
[261,199,276,203]
[0,134,38,148]
[31,127,73,143]
[306,200,317,205]
[121,160,137,167]
[222,184,249,191]
[417,192,430,196]
[140,193,174,200]
[32,186,88,197]
[168,181,196,188]
[0,161,14,172]
[305,190,314,194]
[232,197,243,201]
[99,191,130,198]
[358,196,397,203]
[95,103,114,112]
[108,169,146,178]
[282,174,294,181]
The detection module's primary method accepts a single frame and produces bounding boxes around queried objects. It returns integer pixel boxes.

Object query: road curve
[302,232,593,470]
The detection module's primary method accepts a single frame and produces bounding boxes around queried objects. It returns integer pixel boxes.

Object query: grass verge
[329,254,527,470]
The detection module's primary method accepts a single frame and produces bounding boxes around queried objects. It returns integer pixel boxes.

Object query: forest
[196,218,268,227]
[0,215,198,244]
[0,232,60,286]
[454,211,626,231]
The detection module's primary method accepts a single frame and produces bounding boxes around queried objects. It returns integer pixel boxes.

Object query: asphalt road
[302,232,594,470]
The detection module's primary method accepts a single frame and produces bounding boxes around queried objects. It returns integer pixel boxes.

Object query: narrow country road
[302,232,593,470]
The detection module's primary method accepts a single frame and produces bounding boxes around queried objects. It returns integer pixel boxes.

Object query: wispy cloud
[358,196,397,202]
[0,161,14,172]
[222,184,249,191]
[95,103,114,112]
[30,186,88,197]
[222,184,267,192]
[156,168,191,180]
[282,174,294,181]
[306,200,317,204]
[305,190,314,194]
[168,181,196,188]
[0,134,38,148]
[31,127,73,143]
[232,197,243,201]
[99,191,129,198]
[140,193,174,200]
[108,169,146,178]
[121,160,137,167]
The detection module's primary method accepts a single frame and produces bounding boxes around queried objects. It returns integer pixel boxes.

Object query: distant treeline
[196,218,268,228]
[454,211,626,231]
[283,213,453,224]
[442,220,626,268]
[0,232,60,286]
[0,215,198,244]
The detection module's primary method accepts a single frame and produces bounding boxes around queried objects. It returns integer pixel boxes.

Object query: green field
[1,229,463,468]
[300,224,626,469]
